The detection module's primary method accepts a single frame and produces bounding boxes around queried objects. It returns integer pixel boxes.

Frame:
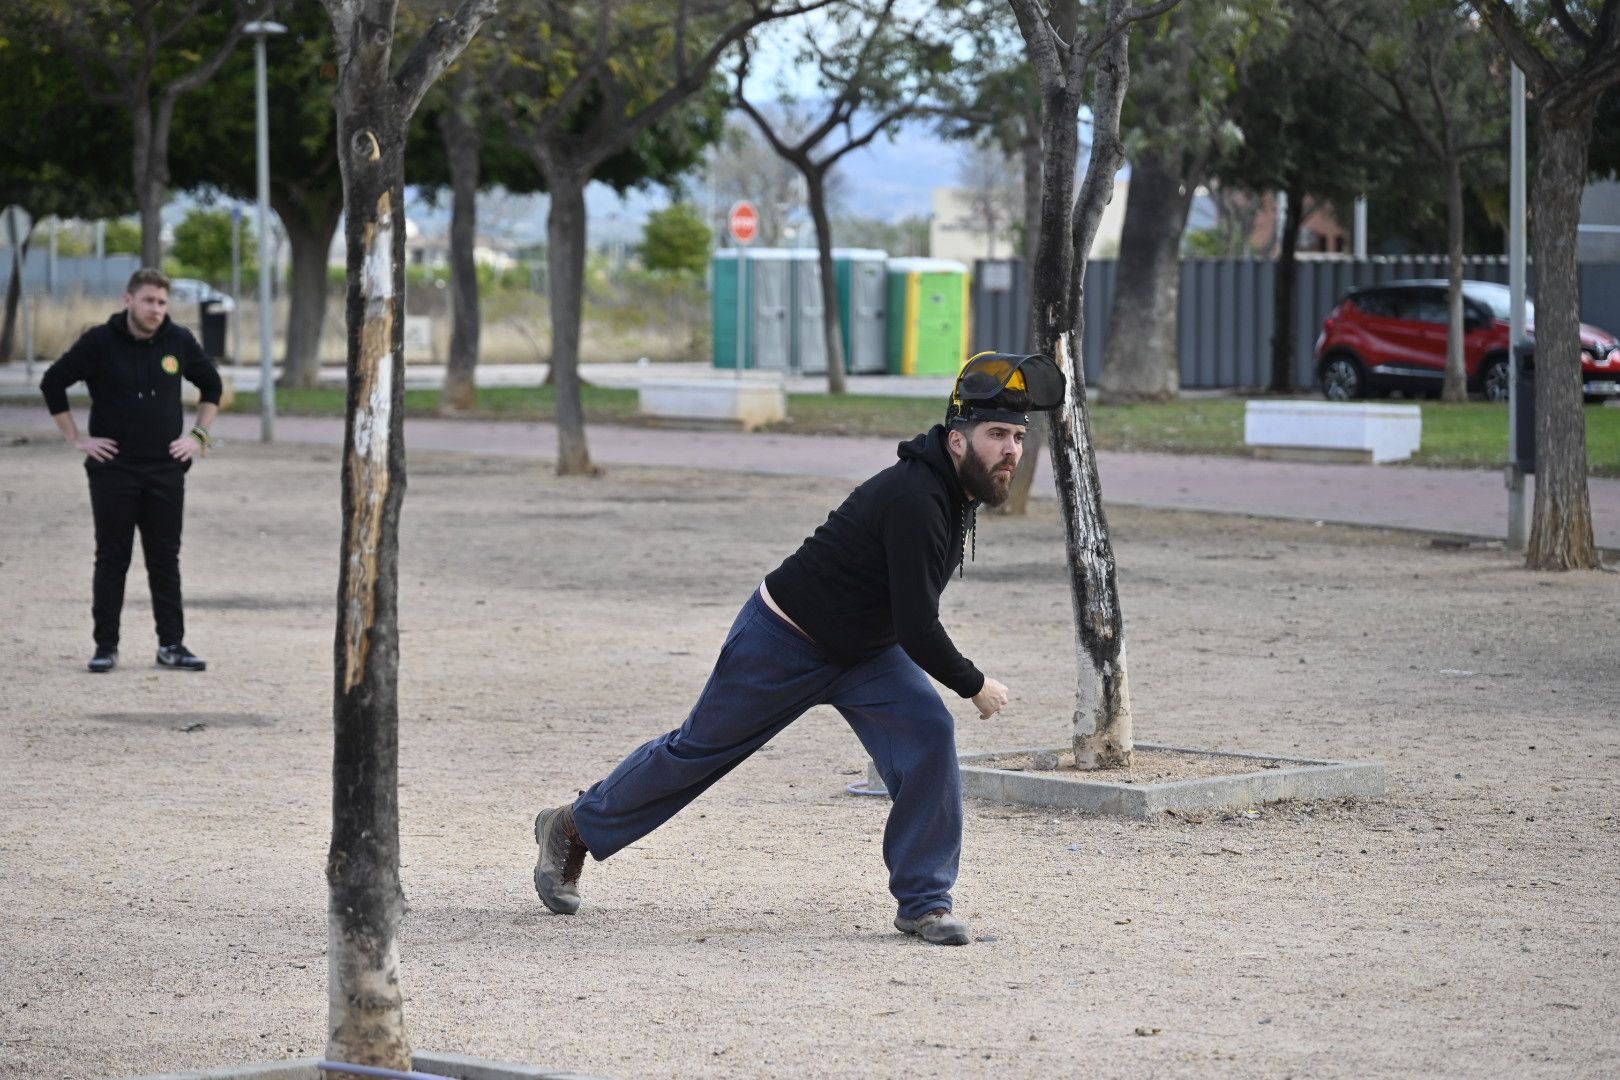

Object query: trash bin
[199,296,233,362]
[1513,338,1534,475]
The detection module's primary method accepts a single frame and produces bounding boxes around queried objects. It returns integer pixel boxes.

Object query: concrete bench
[1244,400,1421,464]
[637,376,787,432]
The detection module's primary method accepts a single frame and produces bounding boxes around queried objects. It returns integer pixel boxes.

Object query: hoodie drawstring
[959,504,977,577]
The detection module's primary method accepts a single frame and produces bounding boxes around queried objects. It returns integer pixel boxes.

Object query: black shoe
[156,644,207,671]
[88,648,118,673]
[533,805,588,914]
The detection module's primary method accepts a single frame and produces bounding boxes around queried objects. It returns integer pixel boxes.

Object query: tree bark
[133,103,166,268]
[1011,0,1143,770]
[546,169,596,475]
[1442,156,1468,402]
[277,200,343,389]
[328,115,412,1073]
[1526,107,1598,570]
[439,73,482,413]
[805,168,848,394]
[1098,151,1191,402]
[1269,185,1304,394]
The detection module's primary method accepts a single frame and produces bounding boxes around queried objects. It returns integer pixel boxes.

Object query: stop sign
[728,201,759,245]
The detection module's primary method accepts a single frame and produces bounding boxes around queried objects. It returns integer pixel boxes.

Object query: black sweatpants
[86,459,187,650]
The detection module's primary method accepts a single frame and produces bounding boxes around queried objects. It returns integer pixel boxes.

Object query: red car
[1314,279,1620,402]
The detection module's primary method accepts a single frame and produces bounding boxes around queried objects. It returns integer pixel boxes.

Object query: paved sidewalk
[5,403,1616,549]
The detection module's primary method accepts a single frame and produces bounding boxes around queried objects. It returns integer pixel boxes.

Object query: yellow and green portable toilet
[885,257,970,376]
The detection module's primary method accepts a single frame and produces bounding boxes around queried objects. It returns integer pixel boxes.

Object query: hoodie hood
[897,425,972,509]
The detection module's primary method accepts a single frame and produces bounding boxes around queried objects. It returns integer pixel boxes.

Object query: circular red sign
[728,201,759,245]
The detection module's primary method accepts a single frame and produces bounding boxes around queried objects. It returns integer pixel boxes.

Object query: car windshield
[1463,284,1534,323]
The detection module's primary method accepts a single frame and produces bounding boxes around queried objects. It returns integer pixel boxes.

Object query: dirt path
[1,434,1616,1079]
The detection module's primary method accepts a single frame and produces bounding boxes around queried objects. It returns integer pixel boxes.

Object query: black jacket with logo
[764,425,984,698]
[40,312,222,463]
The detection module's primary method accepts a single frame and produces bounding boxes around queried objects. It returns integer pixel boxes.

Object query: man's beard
[959,447,1014,507]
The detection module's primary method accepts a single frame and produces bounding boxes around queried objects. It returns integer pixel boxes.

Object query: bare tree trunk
[278,202,343,388]
[1441,156,1468,402]
[1013,0,1140,770]
[997,106,1047,518]
[0,229,33,363]
[328,120,412,1075]
[547,169,595,475]
[439,73,482,413]
[1098,151,1191,402]
[133,104,165,268]
[1526,110,1597,570]
[805,169,847,393]
[321,1,495,1071]
[1269,185,1304,394]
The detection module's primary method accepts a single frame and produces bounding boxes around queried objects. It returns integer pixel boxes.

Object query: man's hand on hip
[972,676,1010,719]
[169,433,203,461]
[73,435,118,462]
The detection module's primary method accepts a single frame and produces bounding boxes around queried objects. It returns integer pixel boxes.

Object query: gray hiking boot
[894,908,971,946]
[533,805,588,915]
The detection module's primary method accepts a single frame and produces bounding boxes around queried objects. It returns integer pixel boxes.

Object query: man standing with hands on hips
[40,268,222,674]
[533,351,1066,946]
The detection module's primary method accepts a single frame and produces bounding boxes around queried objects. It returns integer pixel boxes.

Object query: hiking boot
[894,908,971,946]
[88,648,118,673]
[533,805,588,915]
[156,644,206,671]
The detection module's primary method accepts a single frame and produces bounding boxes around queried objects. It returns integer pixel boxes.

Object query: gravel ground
[1,431,1616,1080]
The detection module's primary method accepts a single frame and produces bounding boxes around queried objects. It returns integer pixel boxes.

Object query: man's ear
[946,427,967,460]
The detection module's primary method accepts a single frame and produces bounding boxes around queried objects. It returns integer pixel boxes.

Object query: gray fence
[972,257,1620,390]
[0,252,143,297]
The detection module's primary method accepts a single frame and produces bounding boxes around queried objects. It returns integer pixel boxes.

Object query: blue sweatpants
[571,590,963,920]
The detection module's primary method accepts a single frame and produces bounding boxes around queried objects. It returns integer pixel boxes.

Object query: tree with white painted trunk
[1006,0,1178,769]
[317,0,497,1073]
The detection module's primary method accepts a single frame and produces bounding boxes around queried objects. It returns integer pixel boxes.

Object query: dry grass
[22,283,707,368]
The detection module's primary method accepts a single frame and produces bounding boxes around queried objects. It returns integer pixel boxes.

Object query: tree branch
[1467,0,1561,88]
[394,0,500,118]
[1547,0,1595,49]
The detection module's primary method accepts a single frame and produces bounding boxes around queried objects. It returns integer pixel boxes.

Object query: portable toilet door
[834,248,888,374]
[886,257,970,375]
[713,250,795,371]
[788,250,829,375]
[710,251,741,370]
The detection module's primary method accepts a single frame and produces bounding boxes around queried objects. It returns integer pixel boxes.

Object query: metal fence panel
[0,252,143,296]
[974,256,1617,391]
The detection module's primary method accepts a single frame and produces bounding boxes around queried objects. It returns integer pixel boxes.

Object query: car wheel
[1319,355,1365,401]
[1480,356,1509,402]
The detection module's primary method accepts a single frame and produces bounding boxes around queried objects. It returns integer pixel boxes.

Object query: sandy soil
[1,430,1616,1080]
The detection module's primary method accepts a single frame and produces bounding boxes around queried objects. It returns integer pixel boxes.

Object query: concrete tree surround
[866,743,1386,820]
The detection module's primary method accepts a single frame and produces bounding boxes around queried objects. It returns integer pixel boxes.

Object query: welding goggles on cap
[946,351,1066,426]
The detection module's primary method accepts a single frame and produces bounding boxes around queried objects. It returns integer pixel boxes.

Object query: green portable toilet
[833,248,888,374]
[711,249,794,372]
[885,257,969,376]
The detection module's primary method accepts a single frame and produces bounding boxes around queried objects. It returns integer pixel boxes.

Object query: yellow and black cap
[947,351,1066,426]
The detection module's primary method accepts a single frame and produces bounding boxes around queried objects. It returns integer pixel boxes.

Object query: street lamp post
[244,19,287,443]
[1506,0,1528,549]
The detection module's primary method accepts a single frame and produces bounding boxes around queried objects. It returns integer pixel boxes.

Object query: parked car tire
[1319,353,1366,401]
[1479,355,1509,402]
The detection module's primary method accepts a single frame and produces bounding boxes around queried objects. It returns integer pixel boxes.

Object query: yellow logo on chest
[161,355,179,375]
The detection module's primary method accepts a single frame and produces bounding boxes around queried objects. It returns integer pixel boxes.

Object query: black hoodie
[40,311,222,463]
[763,425,984,698]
